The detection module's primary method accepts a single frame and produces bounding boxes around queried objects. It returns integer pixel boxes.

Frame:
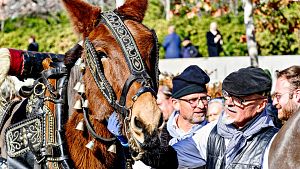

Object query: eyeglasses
[273,91,293,101]
[178,96,211,107]
[222,90,266,106]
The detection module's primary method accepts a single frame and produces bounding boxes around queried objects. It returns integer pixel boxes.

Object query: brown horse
[268,108,300,169]
[0,0,163,168]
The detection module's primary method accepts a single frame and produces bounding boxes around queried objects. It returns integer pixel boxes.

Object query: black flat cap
[172,65,210,99]
[222,67,272,96]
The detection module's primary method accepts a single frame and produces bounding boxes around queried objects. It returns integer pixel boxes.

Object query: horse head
[62,0,163,167]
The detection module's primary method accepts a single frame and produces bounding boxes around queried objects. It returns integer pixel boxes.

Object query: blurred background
[0,0,299,57]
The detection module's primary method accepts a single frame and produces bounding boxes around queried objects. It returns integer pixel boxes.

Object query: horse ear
[61,0,101,37]
[117,0,148,22]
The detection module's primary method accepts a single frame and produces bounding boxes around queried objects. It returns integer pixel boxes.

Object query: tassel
[75,120,84,131]
[82,100,89,108]
[73,82,81,91]
[73,99,82,110]
[85,139,95,150]
[107,143,117,153]
[78,84,85,93]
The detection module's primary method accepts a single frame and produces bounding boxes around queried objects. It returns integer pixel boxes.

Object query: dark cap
[172,65,210,99]
[222,67,272,97]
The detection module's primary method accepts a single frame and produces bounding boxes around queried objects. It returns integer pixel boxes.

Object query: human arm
[0,48,10,86]
[215,30,223,45]
[214,34,222,44]
[173,137,206,168]
[143,122,216,168]
[262,133,277,169]
[162,35,171,49]
[141,137,206,168]
[107,111,128,147]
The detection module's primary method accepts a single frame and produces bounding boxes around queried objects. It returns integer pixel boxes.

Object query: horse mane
[269,108,300,169]
[67,65,81,116]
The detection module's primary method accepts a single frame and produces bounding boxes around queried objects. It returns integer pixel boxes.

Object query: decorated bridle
[81,11,159,160]
[0,10,159,169]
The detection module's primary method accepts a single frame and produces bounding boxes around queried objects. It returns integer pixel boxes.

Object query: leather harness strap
[3,53,71,169]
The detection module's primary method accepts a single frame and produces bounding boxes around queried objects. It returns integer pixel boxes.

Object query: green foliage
[144,12,248,58]
[255,1,300,55]
[145,0,165,20]
[0,13,77,53]
[1,1,299,57]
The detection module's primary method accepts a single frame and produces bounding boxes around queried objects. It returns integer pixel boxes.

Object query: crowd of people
[108,65,300,169]
[163,22,223,58]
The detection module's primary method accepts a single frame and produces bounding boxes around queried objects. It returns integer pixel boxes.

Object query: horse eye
[134,117,143,129]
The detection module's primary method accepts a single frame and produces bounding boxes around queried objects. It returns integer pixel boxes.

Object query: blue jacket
[163,33,181,59]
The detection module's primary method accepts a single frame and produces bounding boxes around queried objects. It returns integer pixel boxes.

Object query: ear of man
[256,99,268,113]
[172,98,180,111]
[295,89,300,103]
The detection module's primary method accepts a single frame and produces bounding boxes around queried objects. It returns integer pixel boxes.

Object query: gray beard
[221,112,235,125]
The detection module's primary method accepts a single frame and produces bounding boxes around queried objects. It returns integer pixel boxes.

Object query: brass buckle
[33,82,46,96]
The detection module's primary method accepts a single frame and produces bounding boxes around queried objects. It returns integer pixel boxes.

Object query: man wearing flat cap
[141,67,279,169]
[167,65,210,145]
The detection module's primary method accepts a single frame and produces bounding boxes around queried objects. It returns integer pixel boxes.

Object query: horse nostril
[134,117,143,130]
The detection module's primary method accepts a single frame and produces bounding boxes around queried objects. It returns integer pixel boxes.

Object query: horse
[0,0,164,168]
[268,108,300,169]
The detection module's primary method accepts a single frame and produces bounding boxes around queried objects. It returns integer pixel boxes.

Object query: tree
[243,0,259,67]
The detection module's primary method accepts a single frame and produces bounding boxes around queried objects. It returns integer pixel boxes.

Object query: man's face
[173,93,209,124]
[207,102,223,122]
[222,92,267,128]
[157,90,174,121]
[273,77,300,121]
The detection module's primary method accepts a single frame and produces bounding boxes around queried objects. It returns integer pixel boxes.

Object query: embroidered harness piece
[1,52,71,169]
[5,116,43,158]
